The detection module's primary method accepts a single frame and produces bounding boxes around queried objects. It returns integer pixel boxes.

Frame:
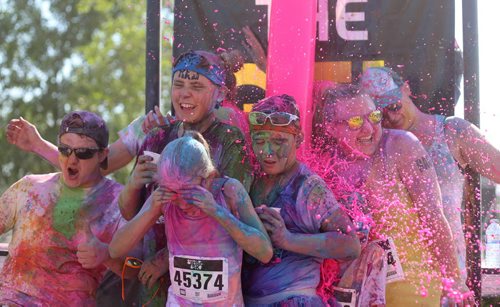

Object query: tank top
[366,130,441,306]
[163,178,243,306]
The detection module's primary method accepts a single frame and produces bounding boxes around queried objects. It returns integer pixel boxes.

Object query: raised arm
[118,155,157,220]
[6,117,135,174]
[445,116,500,183]
[110,187,172,258]
[179,179,273,263]
[218,178,273,263]
[6,117,59,168]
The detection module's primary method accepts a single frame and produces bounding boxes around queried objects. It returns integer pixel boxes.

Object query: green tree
[0,0,173,193]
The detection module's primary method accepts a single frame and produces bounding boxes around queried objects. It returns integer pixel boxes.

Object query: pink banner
[265,0,318,147]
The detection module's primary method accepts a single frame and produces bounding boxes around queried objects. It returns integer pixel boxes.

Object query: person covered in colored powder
[6,49,254,304]
[311,81,388,307]
[0,111,134,306]
[361,66,500,283]
[6,49,253,190]
[242,94,361,306]
[313,84,473,306]
[109,131,272,306]
[117,50,254,299]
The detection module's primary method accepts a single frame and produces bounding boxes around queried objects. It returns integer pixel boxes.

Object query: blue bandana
[172,51,225,86]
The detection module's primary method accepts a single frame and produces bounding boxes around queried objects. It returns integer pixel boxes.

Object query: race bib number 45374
[169,255,229,303]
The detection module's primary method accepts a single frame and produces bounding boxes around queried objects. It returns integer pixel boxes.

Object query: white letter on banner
[317,0,329,41]
[336,0,368,41]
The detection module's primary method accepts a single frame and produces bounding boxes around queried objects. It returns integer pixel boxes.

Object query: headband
[172,52,225,86]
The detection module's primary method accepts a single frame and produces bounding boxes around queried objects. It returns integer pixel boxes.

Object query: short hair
[158,131,215,190]
[251,94,301,130]
[252,94,300,116]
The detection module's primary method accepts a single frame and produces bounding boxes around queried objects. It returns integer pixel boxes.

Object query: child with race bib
[109,131,272,306]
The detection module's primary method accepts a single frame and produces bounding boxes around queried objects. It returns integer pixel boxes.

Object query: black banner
[173,0,457,115]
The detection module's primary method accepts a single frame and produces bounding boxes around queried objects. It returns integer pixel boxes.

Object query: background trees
[0,0,173,192]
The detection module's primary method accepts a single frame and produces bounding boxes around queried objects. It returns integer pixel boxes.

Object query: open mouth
[180,103,196,111]
[67,167,79,178]
[357,135,373,144]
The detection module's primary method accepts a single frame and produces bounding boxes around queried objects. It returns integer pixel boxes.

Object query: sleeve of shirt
[219,127,254,192]
[0,177,25,234]
[118,115,147,156]
[92,182,127,245]
[296,175,339,232]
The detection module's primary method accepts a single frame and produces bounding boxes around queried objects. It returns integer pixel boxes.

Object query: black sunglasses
[58,145,102,159]
[384,102,403,113]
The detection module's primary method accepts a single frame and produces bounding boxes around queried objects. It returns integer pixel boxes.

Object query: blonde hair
[158,131,215,189]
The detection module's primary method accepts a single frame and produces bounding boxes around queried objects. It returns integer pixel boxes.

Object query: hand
[129,155,158,190]
[178,184,218,216]
[139,254,169,289]
[6,117,43,152]
[242,26,267,72]
[142,106,175,134]
[77,236,110,269]
[150,186,177,216]
[441,278,475,307]
[255,205,290,249]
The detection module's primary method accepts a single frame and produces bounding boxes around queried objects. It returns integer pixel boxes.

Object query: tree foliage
[0,0,173,192]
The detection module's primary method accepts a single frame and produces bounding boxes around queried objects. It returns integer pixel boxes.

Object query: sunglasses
[383,102,403,113]
[58,145,101,159]
[121,256,165,306]
[249,111,299,126]
[336,110,383,131]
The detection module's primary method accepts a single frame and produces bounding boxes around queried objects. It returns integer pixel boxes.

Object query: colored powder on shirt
[52,185,85,239]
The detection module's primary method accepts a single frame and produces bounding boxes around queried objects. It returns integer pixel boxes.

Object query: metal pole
[462,0,481,303]
[145,0,161,114]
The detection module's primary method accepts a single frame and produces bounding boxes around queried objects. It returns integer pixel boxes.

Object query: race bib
[374,237,405,283]
[331,286,357,307]
[169,255,228,303]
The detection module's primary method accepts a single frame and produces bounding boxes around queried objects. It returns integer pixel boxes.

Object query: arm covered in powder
[179,179,273,263]
[257,177,361,261]
[394,132,468,293]
[6,117,135,174]
[445,116,500,183]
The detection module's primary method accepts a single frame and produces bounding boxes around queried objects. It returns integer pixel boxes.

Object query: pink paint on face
[58,133,105,188]
[171,70,219,124]
[251,130,298,176]
[170,176,204,214]
[326,95,383,157]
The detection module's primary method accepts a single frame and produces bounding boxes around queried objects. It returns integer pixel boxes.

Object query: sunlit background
[455,1,499,149]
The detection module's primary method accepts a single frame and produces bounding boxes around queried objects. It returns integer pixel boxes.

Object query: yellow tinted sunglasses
[337,110,383,130]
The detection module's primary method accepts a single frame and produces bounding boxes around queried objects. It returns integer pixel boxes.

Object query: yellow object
[314,61,352,83]
[235,63,266,89]
[362,60,385,71]
[243,104,253,113]
[367,135,441,306]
